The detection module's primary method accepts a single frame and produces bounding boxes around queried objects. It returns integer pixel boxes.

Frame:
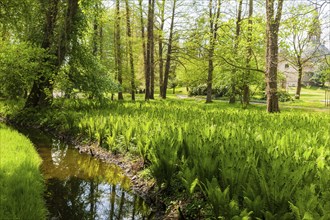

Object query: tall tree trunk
[138,0,148,99]
[206,0,220,103]
[100,26,104,59]
[125,0,136,101]
[229,0,243,104]
[25,0,59,108]
[162,0,177,99]
[26,0,78,108]
[158,0,165,98]
[92,16,98,56]
[265,0,283,113]
[115,0,124,100]
[243,0,253,107]
[145,0,155,100]
[150,0,155,99]
[295,64,303,99]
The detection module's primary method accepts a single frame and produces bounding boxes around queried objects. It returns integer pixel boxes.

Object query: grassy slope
[0,123,46,220]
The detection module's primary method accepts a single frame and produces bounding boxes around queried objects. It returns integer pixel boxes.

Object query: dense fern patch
[12,99,330,219]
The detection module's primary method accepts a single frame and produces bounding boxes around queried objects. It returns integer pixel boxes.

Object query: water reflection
[45,177,150,220]
[18,128,151,220]
[50,139,68,166]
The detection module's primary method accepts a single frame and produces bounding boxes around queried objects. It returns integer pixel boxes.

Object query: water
[19,128,151,220]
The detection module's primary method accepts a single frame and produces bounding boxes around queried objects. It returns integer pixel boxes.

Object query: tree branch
[219,55,265,74]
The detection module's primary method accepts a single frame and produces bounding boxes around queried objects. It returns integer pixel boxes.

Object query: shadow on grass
[0,159,46,219]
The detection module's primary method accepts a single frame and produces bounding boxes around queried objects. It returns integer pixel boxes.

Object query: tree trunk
[162,0,177,99]
[145,0,153,100]
[295,65,303,99]
[138,0,148,100]
[125,0,136,101]
[25,0,60,108]
[206,49,214,103]
[206,0,221,103]
[158,0,165,98]
[150,0,155,100]
[115,0,124,100]
[243,0,253,107]
[92,17,98,56]
[265,0,283,113]
[229,0,243,104]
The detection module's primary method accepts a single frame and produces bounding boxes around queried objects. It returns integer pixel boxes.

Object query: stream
[18,128,152,220]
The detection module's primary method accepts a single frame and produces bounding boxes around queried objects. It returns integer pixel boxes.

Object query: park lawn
[0,123,46,220]
[282,86,329,108]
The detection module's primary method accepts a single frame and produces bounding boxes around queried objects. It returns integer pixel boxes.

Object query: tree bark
[25,0,80,108]
[206,0,220,103]
[243,0,253,107]
[295,65,303,99]
[145,0,152,100]
[158,0,165,98]
[138,0,148,100]
[265,0,283,113]
[150,0,155,99]
[162,0,177,99]
[92,18,98,56]
[115,0,124,100]
[229,0,243,104]
[125,0,136,101]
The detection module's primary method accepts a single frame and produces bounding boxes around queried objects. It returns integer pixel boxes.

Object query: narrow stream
[18,128,151,220]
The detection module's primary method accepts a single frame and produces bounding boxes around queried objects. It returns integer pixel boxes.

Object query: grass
[0,123,46,219]
[8,97,330,219]
[279,86,329,109]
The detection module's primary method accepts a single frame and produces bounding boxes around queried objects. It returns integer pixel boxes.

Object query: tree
[161,0,177,99]
[125,0,136,101]
[157,0,166,98]
[145,0,155,100]
[243,0,254,107]
[25,0,80,108]
[265,0,284,113]
[138,0,148,98]
[281,4,324,99]
[228,0,243,104]
[115,0,124,100]
[206,0,221,103]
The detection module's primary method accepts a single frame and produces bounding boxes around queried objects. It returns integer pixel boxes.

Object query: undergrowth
[10,98,330,219]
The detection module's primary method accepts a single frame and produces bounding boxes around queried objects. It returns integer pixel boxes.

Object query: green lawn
[0,123,46,219]
[283,86,329,108]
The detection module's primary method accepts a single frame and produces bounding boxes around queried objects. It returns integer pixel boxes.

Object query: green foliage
[56,45,118,100]
[10,97,330,219]
[188,84,228,98]
[0,40,46,99]
[0,123,46,219]
[278,90,294,102]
